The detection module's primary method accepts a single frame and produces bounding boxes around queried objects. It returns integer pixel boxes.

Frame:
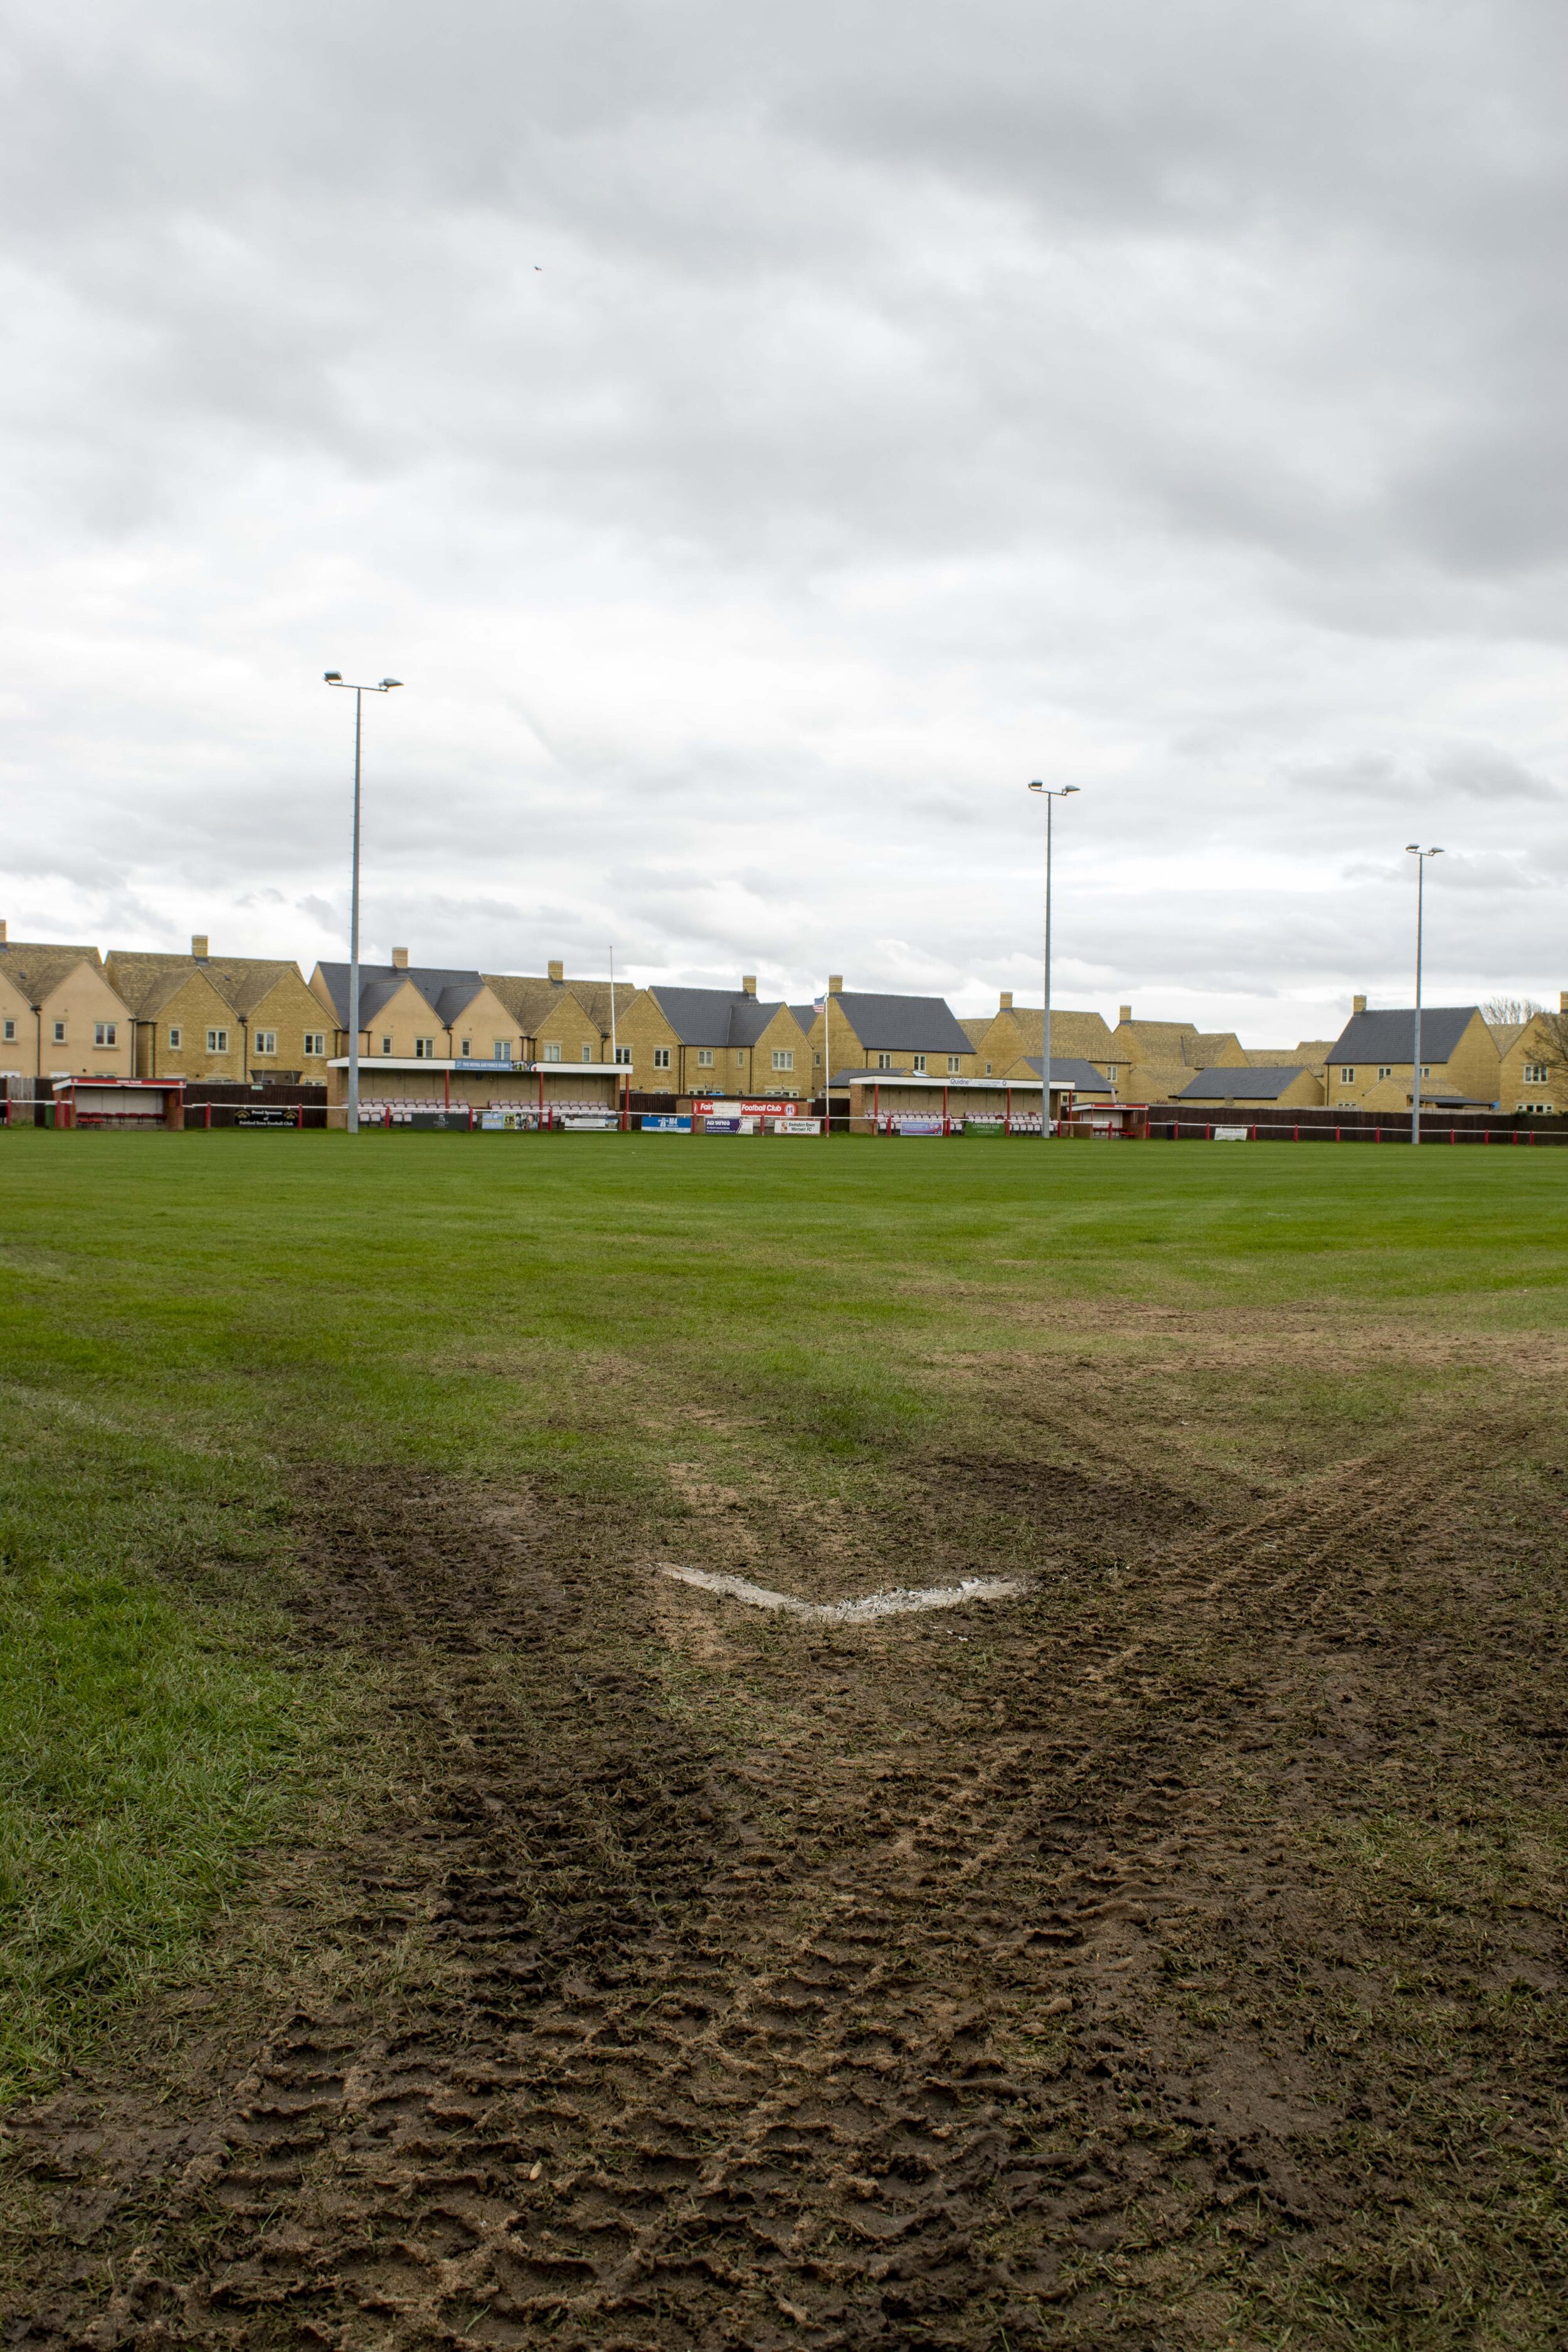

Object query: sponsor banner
[236,1107,297,1126]
[1213,1125,1250,1142]
[701,1114,751,1134]
[896,1117,945,1136]
[561,1113,618,1130]
[691,1099,800,1117]
[480,1110,532,1130]
[640,1113,692,1133]
[772,1116,821,1135]
[453,1058,520,1072]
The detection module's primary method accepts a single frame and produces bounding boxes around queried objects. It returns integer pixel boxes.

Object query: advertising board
[701,1114,751,1135]
[895,1117,945,1136]
[772,1116,821,1135]
[561,1114,618,1130]
[691,1099,800,1117]
[640,1114,692,1133]
[1213,1126,1249,1142]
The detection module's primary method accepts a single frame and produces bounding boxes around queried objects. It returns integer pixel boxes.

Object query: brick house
[1498,994,1568,1115]
[1175,1065,1325,1111]
[962,992,1116,1081]
[613,978,808,1097]
[107,938,329,1083]
[798,982,976,1089]
[309,953,524,1066]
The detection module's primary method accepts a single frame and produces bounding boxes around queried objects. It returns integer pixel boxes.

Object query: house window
[255,1030,277,1056]
[545,1042,561,1062]
[1340,1066,1354,1082]
[1377,1065,1391,1080]
[169,1026,182,1049]
[303,1032,324,1057]
[913,1054,927,1073]
[494,1040,513,1062]
[813,1051,821,1067]
[53,1021,66,1043]
[460,1038,472,1057]
[772,1049,793,1071]
[379,1036,392,1055]
[948,1055,960,1074]
[653,1047,671,1070]
[1,1020,13,1043]
[697,1049,714,1067]
[877,1052,893,1071]
[415,1037,435,1059]
[581,1044,592,1062]
[735,1051,744,1066]
[614,1046,631,1064]
[1421,1064,1431,1078]
[208,1028,230,1054]
[94,1022,117,1047]
[1525,1061,1549,1084]
[985,1061,992,1074]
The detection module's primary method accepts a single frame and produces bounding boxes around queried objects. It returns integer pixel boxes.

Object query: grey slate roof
[1178,1066,1308,1101]
[314,963,489,1027]
[833,992,973,1052]
[1325,1006,1481,1063]
[649,987,793,1047]
[1020,1057,1117,1094]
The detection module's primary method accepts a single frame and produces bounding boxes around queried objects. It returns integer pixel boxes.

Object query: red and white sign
[691,1098,801,1117]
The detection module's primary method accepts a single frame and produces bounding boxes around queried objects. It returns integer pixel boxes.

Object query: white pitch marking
[659,1564,1028,1622]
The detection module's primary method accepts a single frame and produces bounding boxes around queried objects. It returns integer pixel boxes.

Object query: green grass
[0,1125,1565,2099]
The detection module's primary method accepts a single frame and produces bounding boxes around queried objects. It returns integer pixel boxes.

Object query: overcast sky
[3,0,1566,1038]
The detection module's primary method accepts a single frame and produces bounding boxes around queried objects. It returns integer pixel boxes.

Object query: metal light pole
[324,673,402,1135]
[1028,781,1079,1138]
[1405,843,1442,1148]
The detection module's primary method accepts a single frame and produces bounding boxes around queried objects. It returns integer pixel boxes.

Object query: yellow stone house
[1103,1007,1250,1104]
[1323,999,1501,1111]
[798,982,977,1089]
[613,979,810,1097]
[1498,995,1567,1115]
[106,938,329,1082]
[0,926,134,1079]
[1175,1065,1325,1112]
[961,992,1116,1081]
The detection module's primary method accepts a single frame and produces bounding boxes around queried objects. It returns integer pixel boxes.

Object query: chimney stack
[829,974,843,995]
[999,990,1013,1010]
[1352,993,1367,1014]
[1118,1004,1131,1024]
[548,959,564,984]
[1560,990,1567,1014]
[391,946,409,970]
[742,973,757,995]
[191,934,209,959]
[0,919,7,945]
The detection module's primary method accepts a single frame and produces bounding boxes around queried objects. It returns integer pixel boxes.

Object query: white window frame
[1377,1065,1391,1080]
[614,1045,631,1064]
[544,1042,562,1063]
[1,1019,13,1044]
[696,1048,713,1068]
[1340,1066,1354,1082]
[53,1021,66,1043]
[948,1054,960,1074]
[414,1037,435,1059]
[877,1052,893,1071]
[581,1044,592,1062]
[459,1037,472,1057]
[771,1048,793,1071]
[912,1053,927,1073]
[380,1036,392,1055]
[302,1032,324,1057]
[208,1027,230,1054]
[254,1029,277,1057]
[494,1040,513,1063]
[169,1026,182,1049]
[653,1046,672,1070]
[95,1021,117,1048]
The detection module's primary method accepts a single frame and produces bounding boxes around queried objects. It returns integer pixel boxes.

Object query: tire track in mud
[7,1438,1568,2349]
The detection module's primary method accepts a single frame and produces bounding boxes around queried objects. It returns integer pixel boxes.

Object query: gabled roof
[1108,1019,1199,1055]
[1019,1056,1116,1094]
[1326,1006,1485,1062]
[0,942,105,1003]
[1179,1066,1308,1101]
[980,1005,1114,1056]
[107,950,307,1020]
[1488,1022,1527,1055]
[312,962,489,1028]
[484,975,635,1037]
[830,992,973,1053]
[647,987,798,1047]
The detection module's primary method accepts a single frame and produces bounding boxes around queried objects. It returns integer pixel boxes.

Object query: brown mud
[5,1410,1568,2349]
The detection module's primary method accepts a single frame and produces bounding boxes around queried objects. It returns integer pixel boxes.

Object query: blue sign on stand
[640,1114,692,1133]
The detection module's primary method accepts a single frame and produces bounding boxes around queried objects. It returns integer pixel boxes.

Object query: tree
[1483,995,1544,1026]
[1528,1009,1568,1088]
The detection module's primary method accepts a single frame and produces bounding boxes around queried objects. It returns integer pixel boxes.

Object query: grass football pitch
[2,1128,1566,2348]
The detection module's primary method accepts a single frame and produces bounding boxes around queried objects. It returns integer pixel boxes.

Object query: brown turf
[4,1403,1567,2349]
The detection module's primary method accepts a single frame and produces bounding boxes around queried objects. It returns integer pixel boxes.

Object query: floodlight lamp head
[380,677,403,689]
[1062,784,1081,795]
[1029,780,1045,792]
[324,671,342,683]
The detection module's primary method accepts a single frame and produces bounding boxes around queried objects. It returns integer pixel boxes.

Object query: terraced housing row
[1,922,1562,1117]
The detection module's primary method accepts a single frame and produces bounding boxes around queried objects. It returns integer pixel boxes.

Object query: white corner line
[659,1564,1030,1623]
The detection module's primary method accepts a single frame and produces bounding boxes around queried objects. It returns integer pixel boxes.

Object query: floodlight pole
[1029,782,1079,1139]
[1406,843,1443,1148]
[325,674,403,1135]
